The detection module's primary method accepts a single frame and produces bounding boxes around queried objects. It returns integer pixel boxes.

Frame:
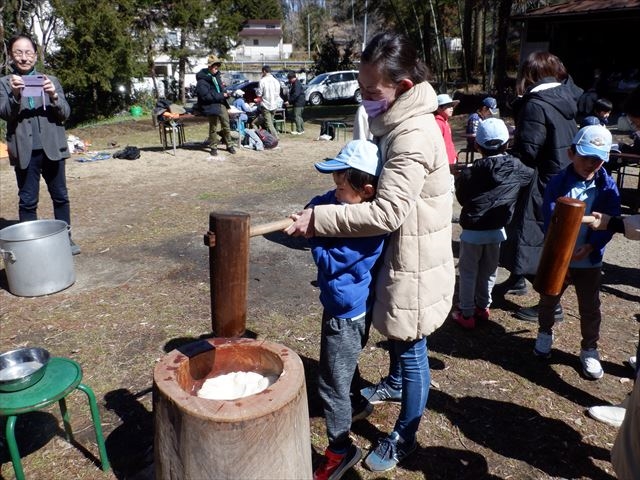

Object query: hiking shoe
[210,147,218,156]
[514,304,564,323]
[228,145,237,154]
[364,431,417,472]
[493,274,528,296]
[587,404,627,427]
[70,239,81,256]
[452,308,475,329]
[361,380,402,405]
[629,356,637,371]
[533,332,553,358]
[580,349,604,379]
[351,401,374,422]
[313,444,362,480]
[474,306,490,323]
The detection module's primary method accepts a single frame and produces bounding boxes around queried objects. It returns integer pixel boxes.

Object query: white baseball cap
[437,94,460,108]
[314,140,382,177]
[572,125,612,162]
[476,118,510,150]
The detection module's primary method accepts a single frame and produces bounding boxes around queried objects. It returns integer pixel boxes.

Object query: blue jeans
[14,150,70,225]
[384,337,430,442]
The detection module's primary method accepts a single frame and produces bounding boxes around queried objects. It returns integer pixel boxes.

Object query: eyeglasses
[12,50,36,59]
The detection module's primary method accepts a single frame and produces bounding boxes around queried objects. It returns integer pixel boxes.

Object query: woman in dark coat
[496,51,583,321]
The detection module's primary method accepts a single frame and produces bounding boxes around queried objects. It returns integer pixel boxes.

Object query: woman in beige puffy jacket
[287,32,454,474]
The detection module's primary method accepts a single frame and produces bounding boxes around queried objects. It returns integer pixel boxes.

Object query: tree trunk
[495,0,513,99]
[474,5,483,75]
[178,32,187,104]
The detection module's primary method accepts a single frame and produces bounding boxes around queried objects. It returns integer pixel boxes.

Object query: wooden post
[533,197,586,296]
[206,211,250,337]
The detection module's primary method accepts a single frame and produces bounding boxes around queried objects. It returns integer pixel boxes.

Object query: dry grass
[0,111,638,480]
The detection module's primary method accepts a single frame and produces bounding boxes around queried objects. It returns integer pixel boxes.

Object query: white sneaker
[580,349,604,379]
[629,356,637,371]
[533,332,553,358]
[587,405,627,427]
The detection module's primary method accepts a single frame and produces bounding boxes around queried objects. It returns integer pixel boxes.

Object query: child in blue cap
[533,125,621,380]
[307,139,386,480]
[453,118,533,328]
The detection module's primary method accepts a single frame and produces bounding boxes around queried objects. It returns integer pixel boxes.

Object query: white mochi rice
[197,371,279,400]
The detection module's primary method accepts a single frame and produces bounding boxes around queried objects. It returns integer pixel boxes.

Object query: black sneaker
[210,147,218,156]
[351,401,374,422]
[514,304,564,323]
[361,380,402,404]
[228,145,237,154]
[493,274,528,296]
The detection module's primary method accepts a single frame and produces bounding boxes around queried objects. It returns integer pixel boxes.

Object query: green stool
[0,357,110,480]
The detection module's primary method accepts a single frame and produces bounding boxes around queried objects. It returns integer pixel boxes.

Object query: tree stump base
[153,338,312,479]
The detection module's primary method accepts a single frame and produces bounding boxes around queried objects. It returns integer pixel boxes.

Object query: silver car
[304,70,361,106]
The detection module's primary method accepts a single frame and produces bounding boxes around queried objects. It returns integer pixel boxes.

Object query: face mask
[362,98,389,118]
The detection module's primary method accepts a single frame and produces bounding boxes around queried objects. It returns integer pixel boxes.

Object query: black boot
[514,304,564,323]
[493,274,528,296]
[210,147,218,156]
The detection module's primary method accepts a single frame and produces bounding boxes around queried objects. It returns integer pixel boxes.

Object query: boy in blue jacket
[307,139,386,480]
[533,125,621,380]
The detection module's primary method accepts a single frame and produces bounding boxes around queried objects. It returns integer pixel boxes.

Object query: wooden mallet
[203,213,294,337]
[533,197,594,296]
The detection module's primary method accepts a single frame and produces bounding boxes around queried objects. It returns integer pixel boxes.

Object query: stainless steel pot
[0,220,75,296]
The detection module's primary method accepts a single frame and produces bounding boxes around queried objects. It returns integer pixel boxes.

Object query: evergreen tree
[49,0,145,121]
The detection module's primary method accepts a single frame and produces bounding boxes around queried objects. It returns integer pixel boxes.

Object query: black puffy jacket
[455,154,534,231]
[501,77,583,276]
[195,68,229,116]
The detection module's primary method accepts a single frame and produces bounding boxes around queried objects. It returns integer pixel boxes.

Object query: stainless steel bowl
[0,347,50,392]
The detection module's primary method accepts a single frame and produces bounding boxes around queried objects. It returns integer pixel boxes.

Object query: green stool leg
[76,383,110,472]
[58,397,73,441]
[5,415,26,480]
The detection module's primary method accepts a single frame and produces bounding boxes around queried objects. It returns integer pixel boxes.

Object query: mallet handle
[250,218,294,237]
[582,215,596,224]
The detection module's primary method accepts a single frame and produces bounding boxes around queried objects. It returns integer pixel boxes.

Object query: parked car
[222,72,249,89]
[304,70,361,106]
[273,70,291,89]
[227,80,288,105]
[226,80,260,102]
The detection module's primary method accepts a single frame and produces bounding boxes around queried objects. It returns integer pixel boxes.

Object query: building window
[253,39,259,46]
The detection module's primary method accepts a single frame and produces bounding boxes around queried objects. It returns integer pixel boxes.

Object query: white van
[304,70,361,106]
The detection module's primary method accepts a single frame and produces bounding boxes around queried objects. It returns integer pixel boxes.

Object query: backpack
[113,146,141,160]
[256,128,279,149]
[241,129,265,151]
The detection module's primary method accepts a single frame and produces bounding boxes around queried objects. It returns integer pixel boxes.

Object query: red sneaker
[474,306,490,323]
[313,445,362,480]
[452,309,476,329]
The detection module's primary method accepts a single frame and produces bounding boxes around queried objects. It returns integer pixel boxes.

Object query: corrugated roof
[515,0,640,19]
